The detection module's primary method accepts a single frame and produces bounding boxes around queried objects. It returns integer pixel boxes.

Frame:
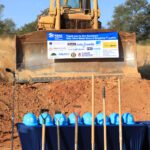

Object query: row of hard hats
[23,112,135,126]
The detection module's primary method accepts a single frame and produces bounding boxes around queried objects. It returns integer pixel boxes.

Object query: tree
[108,0,150,41]
[16,21,37,35]
[0,4,16,34]
[16,8,49,35]
[0,4,4,33]
[3,19,15,33]
[0,4,4,18]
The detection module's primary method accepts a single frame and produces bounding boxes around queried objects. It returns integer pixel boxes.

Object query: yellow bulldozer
[15,0,137,83]
[38,0,100,30]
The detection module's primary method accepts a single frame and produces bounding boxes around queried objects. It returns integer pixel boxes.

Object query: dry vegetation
[0,36,15,81]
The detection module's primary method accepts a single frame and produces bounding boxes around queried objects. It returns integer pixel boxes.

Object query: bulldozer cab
[59,0,90,10]
[60,0,82,7]
[38,0,100,30]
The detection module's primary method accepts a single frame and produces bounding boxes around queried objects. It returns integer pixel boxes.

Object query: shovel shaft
[57,121,60,150]
[103,96,107,150]
[75,144,78,150]
[92,144,95,150]
[75,116,78,150]
[118,78,123,150]
[91,74,95,150]
[42,124,46,150]
[102,86,107,150]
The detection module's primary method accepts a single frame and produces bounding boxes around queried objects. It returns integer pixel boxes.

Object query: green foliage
[0,4,49,35]
[138,39,150,45]
[0,4,16,34]
[16,21,37,35]
[40,8,49,16]
[3,19,16,33]
[108,0,150,41]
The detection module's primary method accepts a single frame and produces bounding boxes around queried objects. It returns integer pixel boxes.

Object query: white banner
[47,32,119,59]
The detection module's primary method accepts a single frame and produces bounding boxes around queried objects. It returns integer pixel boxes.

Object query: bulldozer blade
[16,30,138,83]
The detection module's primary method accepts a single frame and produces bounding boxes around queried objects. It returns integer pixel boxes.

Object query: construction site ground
[0,37,150,149]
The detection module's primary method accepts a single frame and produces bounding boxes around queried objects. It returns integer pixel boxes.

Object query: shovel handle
[103,86,107,150]
[74,115,78,150]
[42,124,46,150]
[91,74,95,150]
[57,120,61,150]
[118,78,123,150]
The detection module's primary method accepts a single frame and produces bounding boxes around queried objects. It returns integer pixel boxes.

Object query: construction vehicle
[15,0,138,83]
[38,0,101,30]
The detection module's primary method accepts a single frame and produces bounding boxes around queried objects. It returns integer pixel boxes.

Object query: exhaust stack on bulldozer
[15,0,138,83]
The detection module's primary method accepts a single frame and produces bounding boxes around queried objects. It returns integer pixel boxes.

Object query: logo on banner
[103,42,117,48]
[96,41,101,45]
[49,33,54,38]
[51,53,57,56]
[71,53,76,58]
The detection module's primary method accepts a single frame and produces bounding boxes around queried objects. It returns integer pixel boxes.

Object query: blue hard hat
[22,112,38,126]
[54,113,67,126]
[68,113,82,125]
[39,112,53,126]
[95,113,110,125]
[122,113,135,125]
[110,113,119,125]
[82,112,92,125]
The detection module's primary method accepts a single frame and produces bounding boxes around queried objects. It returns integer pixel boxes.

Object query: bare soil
[0,37,150,149]
[0,77,150,149]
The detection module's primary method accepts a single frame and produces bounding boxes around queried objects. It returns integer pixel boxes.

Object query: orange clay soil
[0,77,150,149]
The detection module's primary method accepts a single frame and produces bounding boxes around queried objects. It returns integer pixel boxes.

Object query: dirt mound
[0,77,150,149]
[0,36,16,82]
[137,45,150,79]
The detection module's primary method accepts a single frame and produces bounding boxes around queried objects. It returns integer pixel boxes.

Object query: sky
[0,0,149,28]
